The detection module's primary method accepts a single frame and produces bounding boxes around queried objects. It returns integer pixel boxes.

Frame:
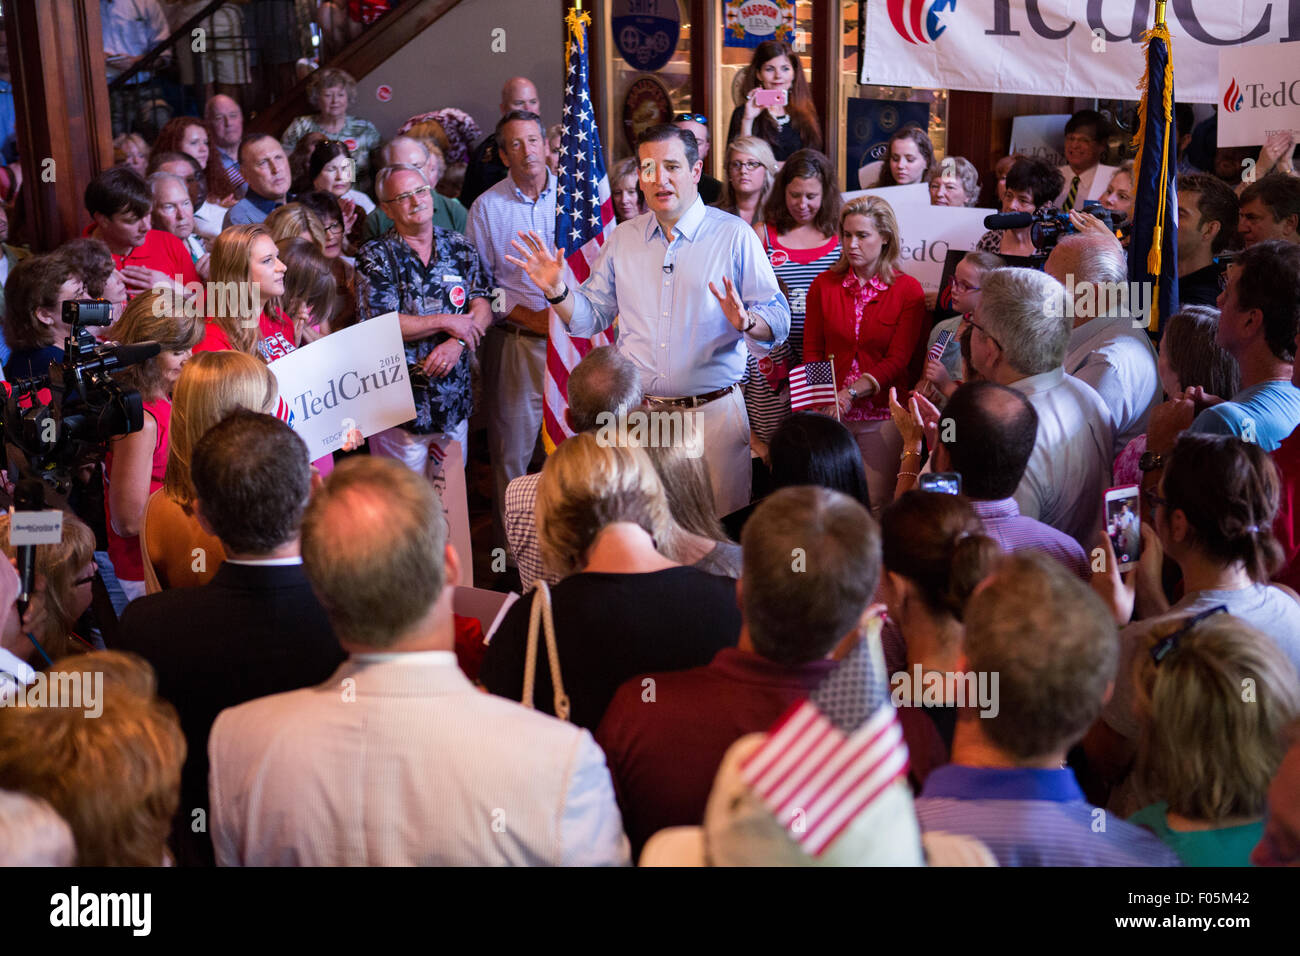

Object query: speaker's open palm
[506,230,565,297]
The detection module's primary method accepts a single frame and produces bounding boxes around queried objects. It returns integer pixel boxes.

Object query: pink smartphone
[753,89,787,109]
[1104,484,1141,572]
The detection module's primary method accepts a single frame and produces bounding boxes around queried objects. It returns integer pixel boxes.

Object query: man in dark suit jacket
[115,410,344,867]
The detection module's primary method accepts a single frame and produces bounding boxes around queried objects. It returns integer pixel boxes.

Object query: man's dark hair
[637,124,699,169]
[145,149,200,177]
[1005,157,1065,209]
[940,382,1040,500]
[1178,172,1240,254]
[1064,109,1110,143]
[1239,172,1300,232]
[741,486,880,665]
[494,110,545,151]
[84,166,151,220]
[1234,239,1300,362]
[191,410,311,555]
[769,412,871,509]
[237,132,278,167]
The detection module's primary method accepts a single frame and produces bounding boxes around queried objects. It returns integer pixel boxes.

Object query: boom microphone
[982,212,1034,230]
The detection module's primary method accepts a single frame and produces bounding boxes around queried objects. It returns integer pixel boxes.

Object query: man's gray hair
[568,346,642,432]
[979,268,1071,376]
[147,170,188,197]
[378,135,429,169]
[374,163,429,202]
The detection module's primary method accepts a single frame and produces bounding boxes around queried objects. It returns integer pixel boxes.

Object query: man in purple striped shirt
[914,553,1179,866]
[932,381,1090,578]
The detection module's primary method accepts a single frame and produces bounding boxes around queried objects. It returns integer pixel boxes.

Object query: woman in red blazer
[804,196,926,513]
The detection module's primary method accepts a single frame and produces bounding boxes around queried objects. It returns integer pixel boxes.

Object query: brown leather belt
[643,383,738,409]
[494,323,547,340]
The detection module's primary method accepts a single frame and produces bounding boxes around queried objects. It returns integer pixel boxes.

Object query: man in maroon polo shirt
[595,485,881,857]
[84,166,200,303]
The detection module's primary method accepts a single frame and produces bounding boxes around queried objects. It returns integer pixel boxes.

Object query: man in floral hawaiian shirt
[357,164,493,479]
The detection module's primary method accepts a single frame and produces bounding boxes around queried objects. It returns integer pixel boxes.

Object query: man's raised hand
[505,230,566,299]
[708,276,750,332]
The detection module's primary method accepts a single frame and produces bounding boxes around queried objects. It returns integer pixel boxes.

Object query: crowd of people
[1,36,1300,869]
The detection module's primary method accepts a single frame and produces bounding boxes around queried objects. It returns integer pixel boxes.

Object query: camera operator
[974,158,1064,259]
[1,252,85,381]
[103,290,203,604]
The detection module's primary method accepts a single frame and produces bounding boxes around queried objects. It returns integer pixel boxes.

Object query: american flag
[544,5,617,453]
[739,617,910,857]
[788,360,838,412]
[926,328,954,364]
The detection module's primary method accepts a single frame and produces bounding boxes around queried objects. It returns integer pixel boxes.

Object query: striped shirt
[915,765,1181,867]
[464,169,557,321]
[744,228,841,444]
[969,497,1090,579]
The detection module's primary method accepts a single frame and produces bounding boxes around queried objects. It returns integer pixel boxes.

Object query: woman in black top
[726,40,823,166]
[480,434,741,731]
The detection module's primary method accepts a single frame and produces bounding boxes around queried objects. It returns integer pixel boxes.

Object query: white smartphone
[1104,484,1142,572]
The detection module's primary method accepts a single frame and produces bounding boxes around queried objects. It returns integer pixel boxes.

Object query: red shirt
[83,226,202,300]
[104,398,171,582]
[193,307,297,363]
[595,647,835,857]
[1272,426,1300,591]
[803,268,927,416]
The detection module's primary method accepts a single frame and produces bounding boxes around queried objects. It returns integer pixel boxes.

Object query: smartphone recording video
[919,472,961,495]
[753,89,787,109]
[1105,484,1141,572]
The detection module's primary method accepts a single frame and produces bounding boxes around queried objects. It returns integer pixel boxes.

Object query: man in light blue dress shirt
[507,125,790,514]
[466,111,558,556]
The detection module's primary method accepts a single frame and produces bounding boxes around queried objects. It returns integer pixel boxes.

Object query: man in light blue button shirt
[466,110,558,556]
[507,125,790,514]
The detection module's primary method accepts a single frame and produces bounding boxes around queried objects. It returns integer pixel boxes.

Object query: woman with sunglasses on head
[1126,611,1299,865]
[1087,433,1300,798]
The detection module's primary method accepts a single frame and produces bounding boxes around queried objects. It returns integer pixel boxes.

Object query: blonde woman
[194,224,296,361]
[103,290,204,603]
[142,351,280,592]
[804,196,926,513]
[264,203,328,250]
[610,156,645,223]
[479,434,743,730]
[642,439,742,578]
[1128,613,1300,865]
[716,136,777,226]
[0,513,97,660]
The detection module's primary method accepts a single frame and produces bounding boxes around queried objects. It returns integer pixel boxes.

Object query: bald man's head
[1045,232,1128,322]
[204,94,243,152]
[301,457,452,649]
[501,77,540,115]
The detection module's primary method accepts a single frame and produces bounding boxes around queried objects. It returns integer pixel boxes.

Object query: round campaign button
[449,285,467,308]
[376,84,393,102]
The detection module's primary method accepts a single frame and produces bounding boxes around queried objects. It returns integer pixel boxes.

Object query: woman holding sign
[194,225,299,363]
[726,40,823,165]
[804,196,926,515]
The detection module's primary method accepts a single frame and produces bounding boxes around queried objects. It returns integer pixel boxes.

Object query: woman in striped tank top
[742,149,841,456]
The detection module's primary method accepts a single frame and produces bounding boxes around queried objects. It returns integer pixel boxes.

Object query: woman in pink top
[193,224,297,363]
[104,290,203,603]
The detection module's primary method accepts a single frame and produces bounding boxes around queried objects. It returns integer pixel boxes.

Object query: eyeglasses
[1145,490,1170,522]
[675,112,708,124]
[950,278,980,293]
[968,318,1001,351]
[323,221,344,236]
[728,159,765,173]
[382,185,431,205]
[1149,605,1228,665]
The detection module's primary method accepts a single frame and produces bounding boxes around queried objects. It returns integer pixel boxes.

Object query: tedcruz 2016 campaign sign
[863,1,1300,104]
[1217,43,1300,146]
[267,312,416,460]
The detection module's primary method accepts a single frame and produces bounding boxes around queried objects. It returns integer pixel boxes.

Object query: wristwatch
[847,386,859,401]
[545,284,569,305]
[1138,450,1165,472]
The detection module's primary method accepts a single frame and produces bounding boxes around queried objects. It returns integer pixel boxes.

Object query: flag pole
[830,353,841,422]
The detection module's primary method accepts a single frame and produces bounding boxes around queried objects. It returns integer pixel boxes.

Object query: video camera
[982,200,1125,259]
[2,299,159,497]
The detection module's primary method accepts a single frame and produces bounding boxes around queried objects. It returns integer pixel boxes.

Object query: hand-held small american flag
[739,616,910,857]
[788,359,838,414]
[926,328,954,365]
[543,4,617,453]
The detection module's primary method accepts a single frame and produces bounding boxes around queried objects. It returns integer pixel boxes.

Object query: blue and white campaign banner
[268,311,416,461]
[1218,43,1300,147]
[862,1,1300,104]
